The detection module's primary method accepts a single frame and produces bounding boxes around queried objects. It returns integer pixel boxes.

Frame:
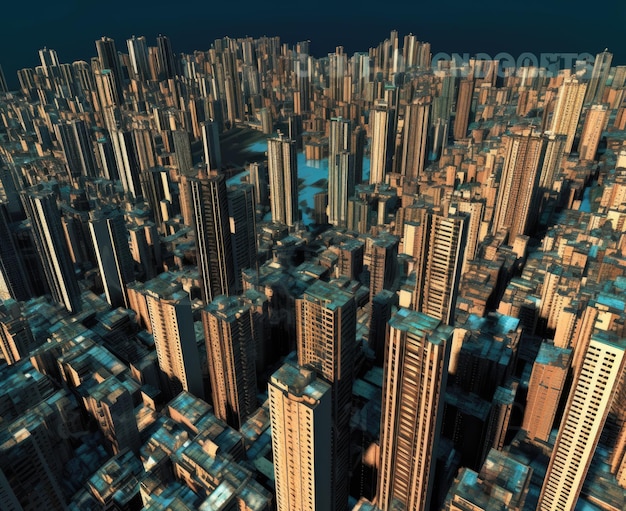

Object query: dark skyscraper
[95,36,124,105]
[22,185,81,314]
[190,170,235,303]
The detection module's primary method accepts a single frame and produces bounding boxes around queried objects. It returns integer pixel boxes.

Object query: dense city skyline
[0,17,625,511]
[1,1,625,89]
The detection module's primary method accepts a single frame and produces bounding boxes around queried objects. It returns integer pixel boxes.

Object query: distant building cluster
[0,29,625,511]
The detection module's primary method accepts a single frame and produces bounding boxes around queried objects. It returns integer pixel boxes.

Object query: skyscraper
[492,130,546,241]
[201,120,222,171]
[267,133,299,227]
[0,203,33,301]
[189,170,235,303]
[88,208,134,309]
[412,205,468,325]
[453,78,473,141]
[54,119,98,182]
[584,49,612,105]
[144,278,204,399]
[269,362,332,511]
[578,104,609,161]
[538,333,626,511]
[328,117,355,227]
[369,101,393,185]
[550,75,587,153]
[22,185,81,314]
[522,342,572,443]
[400,95,431,180]
[95,36,124,105]
[156,34,177,80]
[126,35,150,81]
[377,308,453,511]
[296,280,356,511]
[228,183,257,293]
[203,295,258,429]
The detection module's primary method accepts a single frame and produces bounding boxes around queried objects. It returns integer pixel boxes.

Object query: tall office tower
[411,206,468,325]
[228,184,257,293]
[522,342,572,443]
[579,104,609,161]
[351,126,366,183]
[328,117,352,226]
[538,333,626,511]
[453,78,473,141]
[156,34,177,80]
[0,203,32,301]
[267,133,299,227]
[110,129,142,198]
[269,362,332,511]
[201,120,222,170]
[203,295,258,429]
[0,301,37,365]
[455,200,484,273]
[189,170,235,303]
[400,95,431,180]
[550,75,587,153]
[84,376,141,455]
[95,36,124,105]
[365,233,399,303]
[584,49,612,104]
[54,119,97,182]
[22,185,81,314]
[328,46,349,103]
[172,130,193,174]
[538,132,566,190]
[296,280,356,511]
[88,208,134,309]
[378,308,453,511]
[126,35,150,81]
[492,131,546,241]
[369,101,394,185]
[38,47,59,76]
[144,278,204,399]
[249,161,269,206]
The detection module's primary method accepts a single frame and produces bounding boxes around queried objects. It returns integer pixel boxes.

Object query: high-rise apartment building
[522,342,572,443]
[584,49,612,105]
[203,295,258,429]
[126,35,150,81]
[538,333,626,511]
[269,362,332,511]
[578,104,609,161]
[0,203,33,301]
[550,75,587,153]
[144,278,204,399]
[369,101,394,185]
[201,120,222,171]
[328,117,355,227]
[54,119,97,182]
[453,78,473,141]
[492,130,546,241]
[22,185,81,314]
[296,280,356,511]
[228,183,257,293]
[268,133,299,227]
[411,205,468,325]
[189,170,235,303]
[95,36,124,105]
[377,308,453,511]
[88,207,134,309]
[400,95,431,180]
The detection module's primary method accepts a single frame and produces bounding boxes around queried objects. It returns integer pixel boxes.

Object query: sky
[1,1,625,88]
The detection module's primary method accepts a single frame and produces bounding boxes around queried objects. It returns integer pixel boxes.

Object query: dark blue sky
[1,1,625,88]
